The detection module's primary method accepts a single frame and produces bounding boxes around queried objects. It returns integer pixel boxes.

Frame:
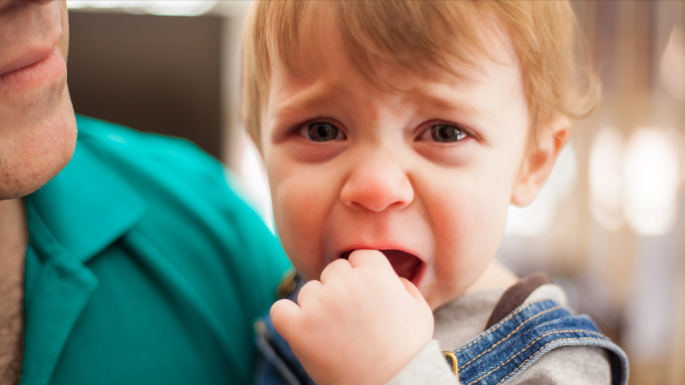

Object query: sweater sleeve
[506,346,612,385]
[387,340,460,385]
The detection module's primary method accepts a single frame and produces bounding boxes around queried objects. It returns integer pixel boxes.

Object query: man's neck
[0,197,27,297]
[0,199,28,383]
[0,198,28,259]
[0,197,27,295]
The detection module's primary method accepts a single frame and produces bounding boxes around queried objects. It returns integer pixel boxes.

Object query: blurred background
[65,1,684,384]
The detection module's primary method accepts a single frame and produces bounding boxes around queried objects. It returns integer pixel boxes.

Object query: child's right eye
[297,121,346,142]
[429,124,466,143]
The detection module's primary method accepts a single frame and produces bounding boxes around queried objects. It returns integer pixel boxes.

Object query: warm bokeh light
[660,26,685,102]
[589,127,625,231]
[624,128,682,236]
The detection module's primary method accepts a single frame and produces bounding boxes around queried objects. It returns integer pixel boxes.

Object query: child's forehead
[265,10,527,146]
[267,1,517,93]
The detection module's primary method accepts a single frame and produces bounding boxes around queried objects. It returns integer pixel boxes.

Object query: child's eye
[420,124,467,143]
[298,121,346,142]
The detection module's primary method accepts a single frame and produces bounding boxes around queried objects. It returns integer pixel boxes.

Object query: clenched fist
[270,250,434,385]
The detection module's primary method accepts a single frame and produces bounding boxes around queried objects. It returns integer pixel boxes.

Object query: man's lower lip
[0,49,65,90]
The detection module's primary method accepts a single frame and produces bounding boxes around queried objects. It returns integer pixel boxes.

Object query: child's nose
[339,158,414,212]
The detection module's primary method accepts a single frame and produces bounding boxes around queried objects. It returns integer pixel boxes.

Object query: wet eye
[301,122,345,142]
[430,124,466,143]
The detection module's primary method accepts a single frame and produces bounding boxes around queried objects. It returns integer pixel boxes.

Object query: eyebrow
[270,81,353,120]
[413,93,497,124]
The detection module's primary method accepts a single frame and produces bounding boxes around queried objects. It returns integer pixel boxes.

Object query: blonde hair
[241,0,599,142]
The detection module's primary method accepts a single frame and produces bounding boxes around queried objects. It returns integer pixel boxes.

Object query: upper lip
[0,1,62,78]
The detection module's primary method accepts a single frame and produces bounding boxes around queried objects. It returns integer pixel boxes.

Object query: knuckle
[297,280,320,301]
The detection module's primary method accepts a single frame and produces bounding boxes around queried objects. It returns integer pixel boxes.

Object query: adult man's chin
[0,87,77,200]
[0,0,77,200]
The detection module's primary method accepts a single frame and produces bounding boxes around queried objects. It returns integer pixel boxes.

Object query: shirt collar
[27,134,147,264]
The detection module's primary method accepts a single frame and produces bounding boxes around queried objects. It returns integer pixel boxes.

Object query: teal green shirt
[21,115,291,385]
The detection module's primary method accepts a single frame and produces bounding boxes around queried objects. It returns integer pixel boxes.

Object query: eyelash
[417,121,471,144]
[286,117,473,143]
[287,116,338,136]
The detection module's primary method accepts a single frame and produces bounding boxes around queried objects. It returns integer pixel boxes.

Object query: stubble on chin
[0,86,76,200]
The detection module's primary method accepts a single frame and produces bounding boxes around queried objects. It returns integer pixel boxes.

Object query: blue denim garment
[254,276,629,385]
[449,299,628,385]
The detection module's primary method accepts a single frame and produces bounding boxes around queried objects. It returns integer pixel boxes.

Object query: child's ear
[511,116,570,207]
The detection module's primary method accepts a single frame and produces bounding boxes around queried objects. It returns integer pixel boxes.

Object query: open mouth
[339,249,422,282]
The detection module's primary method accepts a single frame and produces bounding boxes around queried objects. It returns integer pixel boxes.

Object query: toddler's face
[260,18,532,310]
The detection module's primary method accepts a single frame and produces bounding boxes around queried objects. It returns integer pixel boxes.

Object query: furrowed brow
[271,82,353,120]
[417,94,495,123]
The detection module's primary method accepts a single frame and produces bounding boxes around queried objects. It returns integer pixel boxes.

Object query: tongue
[380,250,421,281]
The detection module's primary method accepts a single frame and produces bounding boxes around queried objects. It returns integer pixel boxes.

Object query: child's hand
[270,249,434,385]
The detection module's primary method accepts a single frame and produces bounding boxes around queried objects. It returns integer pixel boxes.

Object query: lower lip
[0,48,66,90]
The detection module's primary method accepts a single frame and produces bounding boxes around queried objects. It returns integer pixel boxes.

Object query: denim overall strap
[254,313,315,385]
[451,299,629,385]
[254,273,314,385]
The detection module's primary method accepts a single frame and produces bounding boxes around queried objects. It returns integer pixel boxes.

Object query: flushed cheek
[270,171,335,281]
[421,183,510,307]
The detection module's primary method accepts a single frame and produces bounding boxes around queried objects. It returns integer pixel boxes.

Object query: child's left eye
[419,124,467,143]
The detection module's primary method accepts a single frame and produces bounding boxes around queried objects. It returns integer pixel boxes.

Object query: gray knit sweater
[388,284,612,384]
